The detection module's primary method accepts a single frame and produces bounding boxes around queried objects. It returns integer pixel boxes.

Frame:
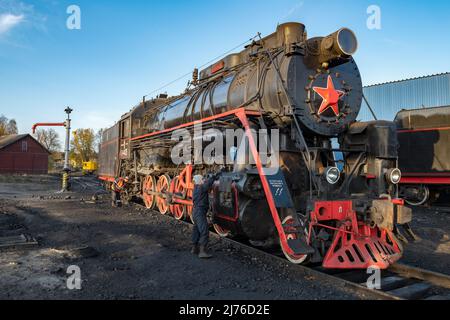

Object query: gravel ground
[401,205,450,275]
[0,175,363,300]
[0,175,449,300]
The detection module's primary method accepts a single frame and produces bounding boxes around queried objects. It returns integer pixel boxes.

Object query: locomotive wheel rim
[172,176,186,220]
[142,175,156,209]
[280,216,309,265]
[156,175,171,215]
[213,224,230,238]
[405,185,430,207]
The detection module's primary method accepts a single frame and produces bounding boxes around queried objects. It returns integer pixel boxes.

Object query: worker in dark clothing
[191,173,219,258]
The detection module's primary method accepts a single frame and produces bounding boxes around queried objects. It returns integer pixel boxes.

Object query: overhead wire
[142,34,260,99]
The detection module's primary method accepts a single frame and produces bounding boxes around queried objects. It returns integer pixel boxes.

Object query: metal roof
[364,72,450,88]
[359,72,450,121]
[0,134,50,153]
[0,134,28,150]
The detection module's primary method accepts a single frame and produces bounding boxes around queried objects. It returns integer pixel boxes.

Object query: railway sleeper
[385,282,432,300]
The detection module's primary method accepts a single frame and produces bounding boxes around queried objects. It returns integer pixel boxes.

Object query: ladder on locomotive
[246,35,315,256]
[236,110,314,256]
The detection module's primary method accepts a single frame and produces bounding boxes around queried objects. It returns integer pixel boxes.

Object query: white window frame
[22,140,28,152]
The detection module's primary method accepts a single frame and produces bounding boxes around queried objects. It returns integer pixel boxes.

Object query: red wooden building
[0,134,50,174]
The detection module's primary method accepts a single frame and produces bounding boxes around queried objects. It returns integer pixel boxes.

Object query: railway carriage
[396,106,450,206]
[99,22,413,269]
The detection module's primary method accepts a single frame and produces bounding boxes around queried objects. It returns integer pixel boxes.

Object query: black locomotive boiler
[99,22,413,269]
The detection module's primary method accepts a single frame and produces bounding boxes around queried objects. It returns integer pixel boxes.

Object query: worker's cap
[193,175,204,185]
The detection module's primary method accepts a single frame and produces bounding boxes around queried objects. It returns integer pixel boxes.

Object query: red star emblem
[313,76,345,116]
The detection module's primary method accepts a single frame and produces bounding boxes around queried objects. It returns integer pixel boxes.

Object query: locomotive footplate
[287,238,316,255]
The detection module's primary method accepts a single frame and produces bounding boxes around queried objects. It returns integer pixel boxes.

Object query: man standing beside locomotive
[191,173,220,259]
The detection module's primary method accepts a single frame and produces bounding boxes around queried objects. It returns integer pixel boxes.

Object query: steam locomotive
[99,22,414,269]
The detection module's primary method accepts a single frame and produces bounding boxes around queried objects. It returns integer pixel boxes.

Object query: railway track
[431,206,450,213]
[316,262,450,300]
[72,176,107,193]
[133,204,450,300]
[214,232,450,300]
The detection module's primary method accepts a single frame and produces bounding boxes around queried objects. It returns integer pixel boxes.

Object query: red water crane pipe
[32,122,66,134]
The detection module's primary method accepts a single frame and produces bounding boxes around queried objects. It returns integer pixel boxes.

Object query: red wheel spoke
[156,175,171,215]
[170,176,186,220]
[142,175,156,209]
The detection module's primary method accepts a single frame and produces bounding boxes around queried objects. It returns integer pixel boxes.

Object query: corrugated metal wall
[359,73,450,121]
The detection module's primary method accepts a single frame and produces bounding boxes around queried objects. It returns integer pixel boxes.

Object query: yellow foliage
[70,128,96,168]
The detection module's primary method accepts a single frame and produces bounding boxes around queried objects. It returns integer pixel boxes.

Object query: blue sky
[0,0,449,138]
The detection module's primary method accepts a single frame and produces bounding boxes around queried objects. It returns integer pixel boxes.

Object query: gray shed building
[359,72,450,121]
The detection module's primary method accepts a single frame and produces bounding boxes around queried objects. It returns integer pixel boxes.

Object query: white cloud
[0,13,24,34]
[0,0,48,40]
[281,1,304,20]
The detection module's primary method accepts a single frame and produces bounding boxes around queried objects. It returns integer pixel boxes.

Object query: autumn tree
[0,116,7,136]
[6,119,17,135]
[70,129,96,167]
[0,115,18,137]
[36,129,62,152]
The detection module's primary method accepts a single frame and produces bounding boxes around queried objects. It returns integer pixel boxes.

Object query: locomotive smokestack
[276,22,306,45]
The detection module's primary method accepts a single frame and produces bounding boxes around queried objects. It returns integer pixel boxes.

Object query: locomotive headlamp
[336,28,358,56]
[325,167,341,185]
[386,168,402,185]
[316,28,358,64]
